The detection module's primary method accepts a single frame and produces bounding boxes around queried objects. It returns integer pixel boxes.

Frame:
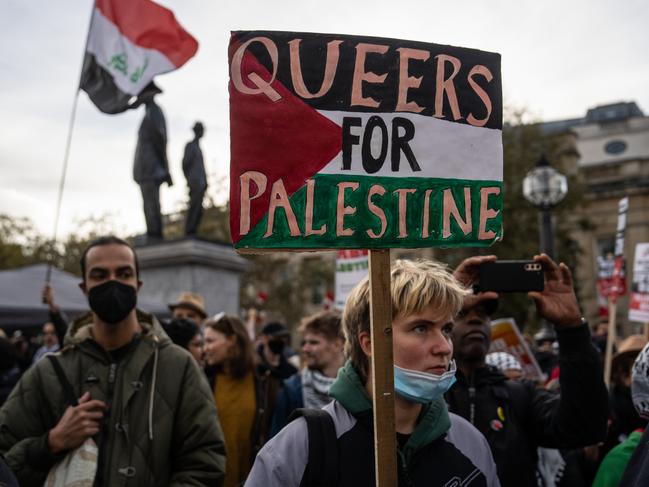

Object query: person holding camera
[256,322,298,380]
[445,253,608,487]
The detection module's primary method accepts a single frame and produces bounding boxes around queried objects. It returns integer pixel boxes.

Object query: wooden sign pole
[368,249,397,487]
[644,323,649,341]
[604,297,618,387]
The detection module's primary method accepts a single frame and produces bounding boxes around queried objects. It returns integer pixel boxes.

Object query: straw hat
[612,334,648,370]
[168,292,207,319]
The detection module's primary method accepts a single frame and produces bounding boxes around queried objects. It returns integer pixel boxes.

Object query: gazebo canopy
[0,264,169,332]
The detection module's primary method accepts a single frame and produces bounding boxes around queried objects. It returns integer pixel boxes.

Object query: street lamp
[524,155,568,350]
[522,155,568,259]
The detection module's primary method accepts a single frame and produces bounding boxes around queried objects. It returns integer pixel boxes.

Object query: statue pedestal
[135,238,248,318]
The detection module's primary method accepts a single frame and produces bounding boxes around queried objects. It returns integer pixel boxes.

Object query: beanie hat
[163,318,200,350]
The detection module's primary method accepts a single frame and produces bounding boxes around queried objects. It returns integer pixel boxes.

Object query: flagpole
[45,92,81,285]
[45,1,97,286]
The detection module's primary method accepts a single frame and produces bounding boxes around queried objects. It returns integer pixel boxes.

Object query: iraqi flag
[80,0,198,114]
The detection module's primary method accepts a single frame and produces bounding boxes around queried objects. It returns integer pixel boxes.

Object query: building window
[604,140,627,155]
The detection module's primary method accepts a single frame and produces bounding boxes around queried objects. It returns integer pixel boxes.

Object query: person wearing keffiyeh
[595,341,649,487]
[485,352,523,380]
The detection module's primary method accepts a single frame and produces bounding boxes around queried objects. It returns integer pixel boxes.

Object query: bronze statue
[182,122,207,235]
[133,87,172,241]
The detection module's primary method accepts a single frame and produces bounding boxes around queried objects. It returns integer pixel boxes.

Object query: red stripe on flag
[229,36,342,243]
[95,0,198,67]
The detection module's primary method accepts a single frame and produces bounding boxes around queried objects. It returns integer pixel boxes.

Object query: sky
[1,0,648,239]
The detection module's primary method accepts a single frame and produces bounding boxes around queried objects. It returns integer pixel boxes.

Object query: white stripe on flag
[317,110,503,181]
[87,8,176,96]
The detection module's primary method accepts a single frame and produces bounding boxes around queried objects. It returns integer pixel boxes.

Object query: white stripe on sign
[317,110,502,181]
[87,9,176,96]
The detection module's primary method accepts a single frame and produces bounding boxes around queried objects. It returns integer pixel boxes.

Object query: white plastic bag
[44,438,98,487]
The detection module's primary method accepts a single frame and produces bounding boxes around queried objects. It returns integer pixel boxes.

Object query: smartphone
[476,260,544,293]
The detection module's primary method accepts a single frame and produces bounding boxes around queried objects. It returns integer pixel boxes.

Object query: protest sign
[229,31,503,252]
[596,254,626,312]
[605,197,630,386]
[335,250,369,309]
[629,243,649,323]
[228,31,502,486]
[490,318,543,381]
[610,197,629,298]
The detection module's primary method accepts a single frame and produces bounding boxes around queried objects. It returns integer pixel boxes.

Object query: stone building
[541,101,649,331]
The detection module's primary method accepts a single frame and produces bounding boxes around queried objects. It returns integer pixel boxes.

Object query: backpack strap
[289,408,338,487]
[47,355,78,407]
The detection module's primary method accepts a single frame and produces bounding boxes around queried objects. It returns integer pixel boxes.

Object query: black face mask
[88,280,137,324]
[268,338,285,355]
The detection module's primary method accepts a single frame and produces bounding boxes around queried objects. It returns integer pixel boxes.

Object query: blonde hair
[342,259,470,382]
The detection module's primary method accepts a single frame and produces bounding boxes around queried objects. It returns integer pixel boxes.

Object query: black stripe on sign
[231,30,502,130]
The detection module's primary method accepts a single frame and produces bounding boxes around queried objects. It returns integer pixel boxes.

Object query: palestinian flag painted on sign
[229,31,503,252]
[80,0,198,114]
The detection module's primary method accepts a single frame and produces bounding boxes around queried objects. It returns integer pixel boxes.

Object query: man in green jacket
[0,236,226,486]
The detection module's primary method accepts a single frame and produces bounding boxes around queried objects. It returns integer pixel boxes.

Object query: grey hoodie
[245,361,499,487]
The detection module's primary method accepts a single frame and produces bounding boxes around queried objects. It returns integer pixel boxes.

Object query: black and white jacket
[245,362,500,487]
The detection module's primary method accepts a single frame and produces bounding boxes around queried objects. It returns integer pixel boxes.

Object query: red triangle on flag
[229,44,342,243]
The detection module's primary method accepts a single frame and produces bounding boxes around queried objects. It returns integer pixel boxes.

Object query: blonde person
[245,259,500,487]
[204,315,276,487]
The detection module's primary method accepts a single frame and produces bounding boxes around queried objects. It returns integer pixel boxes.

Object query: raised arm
[527,254,608,447]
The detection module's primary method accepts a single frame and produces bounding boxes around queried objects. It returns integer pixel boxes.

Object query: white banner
[629,243,649,323]
[334,250,369,310]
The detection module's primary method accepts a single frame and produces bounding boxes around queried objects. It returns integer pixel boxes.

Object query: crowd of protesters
[0,235,648,486]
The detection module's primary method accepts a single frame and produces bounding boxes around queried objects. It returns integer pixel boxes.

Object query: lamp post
[522,155,568,259]
[523,155,568,349]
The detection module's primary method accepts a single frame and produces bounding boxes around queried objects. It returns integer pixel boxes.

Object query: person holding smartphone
[446,253,608,487]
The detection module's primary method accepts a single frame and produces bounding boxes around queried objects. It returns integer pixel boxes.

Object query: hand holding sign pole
[228,31,502,486]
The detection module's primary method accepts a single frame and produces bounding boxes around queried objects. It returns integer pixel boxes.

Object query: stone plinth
[135,238,248,317]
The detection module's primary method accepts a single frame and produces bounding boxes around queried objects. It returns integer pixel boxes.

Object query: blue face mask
[393,361,457,404]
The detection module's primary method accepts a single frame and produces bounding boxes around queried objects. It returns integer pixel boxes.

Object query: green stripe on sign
[235,174,503,250]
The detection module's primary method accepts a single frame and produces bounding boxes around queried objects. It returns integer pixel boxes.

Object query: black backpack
[288,408,339,487]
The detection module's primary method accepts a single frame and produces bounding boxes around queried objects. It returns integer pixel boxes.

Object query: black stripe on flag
[80,53,135,114]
